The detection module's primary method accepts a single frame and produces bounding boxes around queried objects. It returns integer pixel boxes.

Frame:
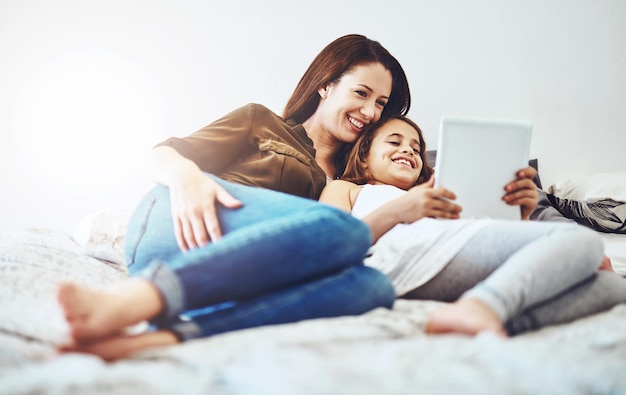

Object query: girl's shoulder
[319,180,362,212]
[322,180,360,196]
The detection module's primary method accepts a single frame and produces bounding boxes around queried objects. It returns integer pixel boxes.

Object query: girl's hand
[169,172,242,252]
[401,175,462,223]
[503,167,538,220]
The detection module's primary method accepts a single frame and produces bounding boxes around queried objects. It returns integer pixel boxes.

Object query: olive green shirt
[157,103,327,200]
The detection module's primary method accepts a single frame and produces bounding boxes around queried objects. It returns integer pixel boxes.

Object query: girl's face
[364,118,424,190]
[316,63,392,144]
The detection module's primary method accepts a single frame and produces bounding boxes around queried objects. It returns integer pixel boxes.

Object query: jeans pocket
[124,192,157,268]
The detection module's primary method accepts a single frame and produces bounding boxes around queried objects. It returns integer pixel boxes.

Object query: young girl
[319,115,626,336]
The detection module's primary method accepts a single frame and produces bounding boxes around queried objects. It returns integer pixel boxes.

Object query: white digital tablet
[434,116,533,220]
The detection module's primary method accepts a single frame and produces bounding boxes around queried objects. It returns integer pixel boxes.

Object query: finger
[180,217,199,250]
[504,178,533,193]
[190,216,210,247]
[431,187,457,201]
[430,206,461,219]
[504,189,538,205]
[517,166,537,179]
[173,217,190,252]
[202,211,223,242]
[429,197,462,216]
[215,187,243,209]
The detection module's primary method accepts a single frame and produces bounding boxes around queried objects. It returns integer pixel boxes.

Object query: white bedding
[1,226,625,394]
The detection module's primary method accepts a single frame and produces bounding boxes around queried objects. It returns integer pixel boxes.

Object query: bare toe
[426,298,507,337]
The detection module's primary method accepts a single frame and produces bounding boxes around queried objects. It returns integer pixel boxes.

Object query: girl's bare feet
[57,279,164,342]
[61,330,179,362]
[425,298,508,337]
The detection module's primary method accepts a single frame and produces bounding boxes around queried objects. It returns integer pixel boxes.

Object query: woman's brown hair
[341,116,434,187]
[282,34,411,124]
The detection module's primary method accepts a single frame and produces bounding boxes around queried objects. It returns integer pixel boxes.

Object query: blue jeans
[124,175,395,340]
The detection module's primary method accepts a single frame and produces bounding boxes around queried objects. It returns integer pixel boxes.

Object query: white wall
[1,0,625,233]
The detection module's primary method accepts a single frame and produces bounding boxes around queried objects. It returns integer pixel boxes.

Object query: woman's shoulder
[217,103,281,122]
[242,103,282,120]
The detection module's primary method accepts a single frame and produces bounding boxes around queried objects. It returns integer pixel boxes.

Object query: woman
[319,115,626,336]
[57,34,409,360]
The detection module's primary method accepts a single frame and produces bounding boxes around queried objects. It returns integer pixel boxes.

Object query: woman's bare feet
[425,298,508,337]
[61,330,179,362]
[57,278,164,342]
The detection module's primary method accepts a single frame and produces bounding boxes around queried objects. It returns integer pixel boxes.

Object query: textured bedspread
[1,228,625,395]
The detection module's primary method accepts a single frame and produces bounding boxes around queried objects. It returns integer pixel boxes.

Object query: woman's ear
[318,85,330,100]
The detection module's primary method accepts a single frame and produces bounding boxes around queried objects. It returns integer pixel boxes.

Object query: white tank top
[352,184,493,296]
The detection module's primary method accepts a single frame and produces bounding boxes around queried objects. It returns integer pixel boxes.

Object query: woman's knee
[311,205,372,254]
[125,185,179,273]
[352,266,396,310]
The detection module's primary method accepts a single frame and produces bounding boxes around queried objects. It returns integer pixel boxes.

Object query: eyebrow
[358,84,390,100]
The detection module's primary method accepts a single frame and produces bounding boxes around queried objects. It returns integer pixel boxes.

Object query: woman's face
[316,63,392,144]
[364,118,424,190]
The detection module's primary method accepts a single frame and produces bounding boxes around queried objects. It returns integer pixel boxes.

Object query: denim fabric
[166,265,393,340]
[124,175,395,339]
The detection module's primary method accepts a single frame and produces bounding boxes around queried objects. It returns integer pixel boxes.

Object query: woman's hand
[168,172,242,251]
[146,146,242,252]
[401,175,462,223]
[503,167,538,220]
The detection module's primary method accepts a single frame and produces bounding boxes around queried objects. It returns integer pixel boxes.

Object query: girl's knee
[562,224,604,265]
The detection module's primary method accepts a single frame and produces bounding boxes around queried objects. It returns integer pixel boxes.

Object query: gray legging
[403,221,626,334]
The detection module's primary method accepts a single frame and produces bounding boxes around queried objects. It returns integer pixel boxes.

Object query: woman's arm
[145,146,242,252]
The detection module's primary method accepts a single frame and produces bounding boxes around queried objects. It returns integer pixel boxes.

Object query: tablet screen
[434,116,532,220]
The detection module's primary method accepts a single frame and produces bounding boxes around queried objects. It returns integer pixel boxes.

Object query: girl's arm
[503,166,539,220]
[361,176,462,243]
[319,180,401,243]
[320,177,462,244]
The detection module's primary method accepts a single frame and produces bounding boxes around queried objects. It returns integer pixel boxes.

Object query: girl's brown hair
[341,116,434,187]
[282,34,411,124]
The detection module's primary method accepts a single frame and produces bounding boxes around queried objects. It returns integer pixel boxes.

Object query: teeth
[348,116,364,129]
[394,159,413,168]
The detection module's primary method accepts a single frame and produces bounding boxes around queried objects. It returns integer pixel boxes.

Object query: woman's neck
[302,121,342,179]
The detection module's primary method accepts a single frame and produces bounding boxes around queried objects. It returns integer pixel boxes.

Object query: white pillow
[547,172,626,234]
[73,210,131,265]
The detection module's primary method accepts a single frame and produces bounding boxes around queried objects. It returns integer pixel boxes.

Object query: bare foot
[425,298,508,337]
[60,330,179,362]
[599,256,614,272]
[57,279,164,342]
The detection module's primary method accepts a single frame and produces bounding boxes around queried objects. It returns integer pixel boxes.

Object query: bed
[1,169,625,395]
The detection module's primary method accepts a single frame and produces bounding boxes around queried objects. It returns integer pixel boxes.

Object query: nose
[360,100,376,120]
[400,144,414,155]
